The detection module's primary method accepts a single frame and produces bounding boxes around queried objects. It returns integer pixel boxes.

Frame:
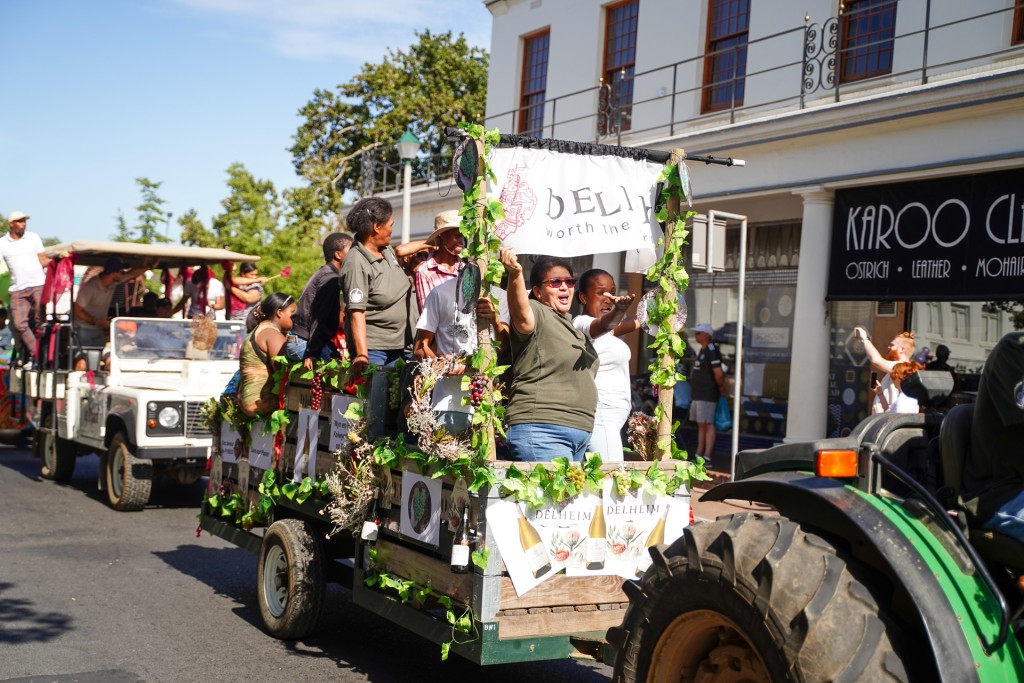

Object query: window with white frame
[925,302,942,335]
[951,304,970,341]
[982,312,1001,343]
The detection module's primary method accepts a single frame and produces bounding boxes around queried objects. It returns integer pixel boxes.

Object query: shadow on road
[0,447,209,510]
[0,582,73,644]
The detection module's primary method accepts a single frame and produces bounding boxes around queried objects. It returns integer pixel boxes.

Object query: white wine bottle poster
[566,480,690,579]
[486,493,601,596]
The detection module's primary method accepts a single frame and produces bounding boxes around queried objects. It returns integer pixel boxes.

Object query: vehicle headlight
[158,406,181,429]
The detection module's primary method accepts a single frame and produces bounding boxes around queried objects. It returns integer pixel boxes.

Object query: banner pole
[657,148,686,460]
[473,137,497,461]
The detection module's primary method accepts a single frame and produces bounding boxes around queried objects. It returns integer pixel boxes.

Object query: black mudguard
[703,472,978,683]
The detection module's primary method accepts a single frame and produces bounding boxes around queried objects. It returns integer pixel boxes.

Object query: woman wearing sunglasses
[499,247,599,461]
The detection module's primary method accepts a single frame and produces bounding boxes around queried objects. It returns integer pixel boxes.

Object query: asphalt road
[0,445,612,683]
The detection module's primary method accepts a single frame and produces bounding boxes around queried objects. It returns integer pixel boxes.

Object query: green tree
[113,177,173,243]
[290,29,488,199]
[178,209,216,248]
[178,164,326,299]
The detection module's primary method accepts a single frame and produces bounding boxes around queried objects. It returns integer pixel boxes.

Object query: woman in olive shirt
[499,247,598,461]
[341,197,431,373]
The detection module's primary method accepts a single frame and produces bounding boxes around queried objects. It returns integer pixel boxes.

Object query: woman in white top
[572,269,637,462]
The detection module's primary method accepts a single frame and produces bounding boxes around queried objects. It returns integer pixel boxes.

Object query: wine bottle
[586,502,606,570]
[450,503,472,574]
[515,504,551,578]
[360,494,380,542]
[636,504,670,576]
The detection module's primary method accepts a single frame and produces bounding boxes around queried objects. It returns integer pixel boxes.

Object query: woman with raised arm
[237,292,296,417]
[572,268,637,462]
[500,247,599,462]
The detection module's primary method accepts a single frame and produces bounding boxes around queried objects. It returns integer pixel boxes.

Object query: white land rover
[21,240,258,510]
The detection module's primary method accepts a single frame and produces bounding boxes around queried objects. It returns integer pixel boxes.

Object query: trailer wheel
[37,428,76,482]
[610,513,910,683]
[257,519,325,640]
[105,432,152,511]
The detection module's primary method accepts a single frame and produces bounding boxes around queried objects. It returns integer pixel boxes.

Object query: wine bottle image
[450,503,472,574]
[635,504,670,576]
[515,504,552,578]
[586,502,606,570]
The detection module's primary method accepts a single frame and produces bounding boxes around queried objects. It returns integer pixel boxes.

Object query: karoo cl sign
[828,168,1024,301]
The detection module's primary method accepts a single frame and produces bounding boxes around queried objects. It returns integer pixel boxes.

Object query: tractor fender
[703,472,979,683]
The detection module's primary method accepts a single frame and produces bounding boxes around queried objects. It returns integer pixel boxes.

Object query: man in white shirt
[0,211,50,365]
[74,256,150,348]
[413,277,508,435]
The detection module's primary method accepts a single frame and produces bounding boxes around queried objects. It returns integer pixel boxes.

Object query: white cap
[8,211,29,223]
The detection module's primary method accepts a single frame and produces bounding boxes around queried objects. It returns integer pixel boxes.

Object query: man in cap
[413,209,465,310]
[0,211,51,366]
[74,256,149,348]
[689,323,725,467]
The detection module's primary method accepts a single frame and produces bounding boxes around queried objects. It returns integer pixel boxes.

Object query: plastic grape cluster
[566,465,586,492]
[387,375,401,411]
[468,374,488,408]
[310,373,324,411]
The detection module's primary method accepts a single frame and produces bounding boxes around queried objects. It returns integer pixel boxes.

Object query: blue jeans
[284,334,333,363]
[507,423,591,462]
[984,490,1024,543]
[283,335,307,362]
[367,349,404,367]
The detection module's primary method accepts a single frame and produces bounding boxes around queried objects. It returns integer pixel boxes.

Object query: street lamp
[396,127,421,244]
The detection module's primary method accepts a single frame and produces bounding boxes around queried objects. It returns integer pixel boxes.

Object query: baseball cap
[693,323,714,336]
[8,211,29,223]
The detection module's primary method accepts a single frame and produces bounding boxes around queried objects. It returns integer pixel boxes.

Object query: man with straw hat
[413,209,464,310]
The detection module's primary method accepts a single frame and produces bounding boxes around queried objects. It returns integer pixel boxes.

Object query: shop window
[839,0,897,84]
[598,0,638,136]
[702,0,751,113]
[951,304,970,341]
[519,29,550,137]
[1014,0,1024,45]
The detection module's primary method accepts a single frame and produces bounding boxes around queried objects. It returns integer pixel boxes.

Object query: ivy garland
[364,559,478,661]
[645,161,701,461]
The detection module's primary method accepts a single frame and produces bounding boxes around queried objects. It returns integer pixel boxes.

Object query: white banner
[488,147,663,272]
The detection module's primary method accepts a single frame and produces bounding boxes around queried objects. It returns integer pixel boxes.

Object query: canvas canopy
[43,240,260,268]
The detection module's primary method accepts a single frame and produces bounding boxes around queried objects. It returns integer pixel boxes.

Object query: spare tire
[609,513,911,683]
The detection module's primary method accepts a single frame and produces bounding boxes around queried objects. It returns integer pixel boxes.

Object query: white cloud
[172,0,491,62]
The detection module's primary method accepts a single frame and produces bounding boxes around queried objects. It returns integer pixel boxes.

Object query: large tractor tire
[610,513,911,683]
[257,518,325,640]
[37,428,76,482]
[105,432,153,511]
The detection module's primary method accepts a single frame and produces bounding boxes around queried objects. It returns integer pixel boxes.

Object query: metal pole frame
[708,209,748,482]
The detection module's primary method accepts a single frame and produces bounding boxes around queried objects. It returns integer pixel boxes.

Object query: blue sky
[0,0,492,243]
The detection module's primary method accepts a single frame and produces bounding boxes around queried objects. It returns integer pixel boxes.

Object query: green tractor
[609,366,1024,682]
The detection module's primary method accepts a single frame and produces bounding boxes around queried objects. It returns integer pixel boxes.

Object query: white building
[473,0,1024,448]
[387,0,1024,446]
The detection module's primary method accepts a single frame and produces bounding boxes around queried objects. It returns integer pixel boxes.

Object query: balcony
[361,2,1024,196]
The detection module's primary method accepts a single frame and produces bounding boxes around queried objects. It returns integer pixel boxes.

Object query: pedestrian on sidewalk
[688,323,724,468]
